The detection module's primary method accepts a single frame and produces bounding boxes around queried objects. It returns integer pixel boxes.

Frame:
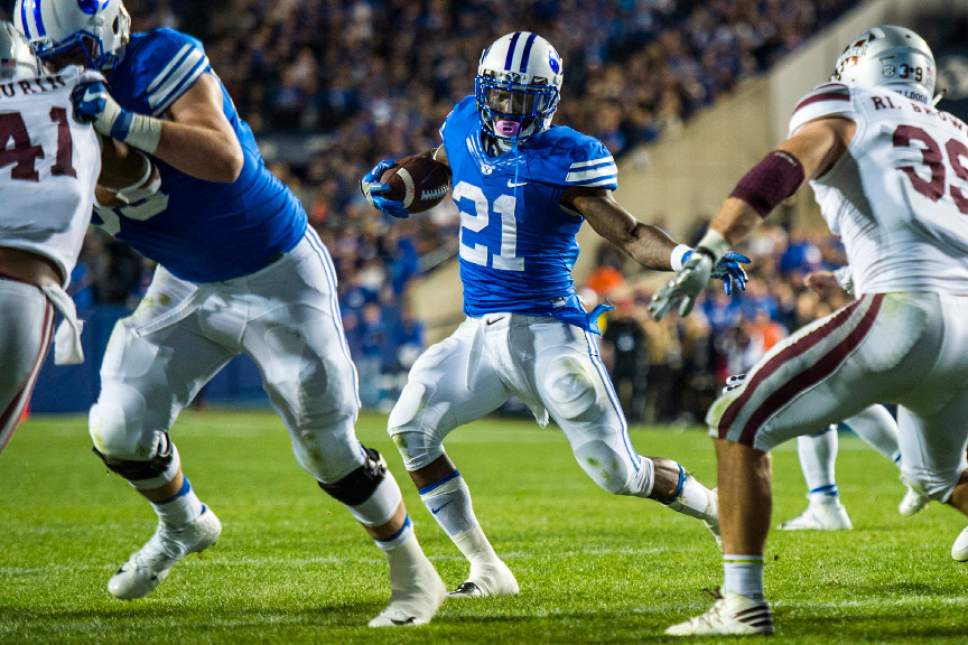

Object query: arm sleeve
[788,83,857,138]
[561,136,618,190]
[140,29,212,117]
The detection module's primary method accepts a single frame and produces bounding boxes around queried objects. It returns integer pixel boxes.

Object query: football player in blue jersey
[15,0,446,626]
[362,32,750,597]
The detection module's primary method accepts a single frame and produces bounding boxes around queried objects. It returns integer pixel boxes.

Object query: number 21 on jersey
[454,180,524,272]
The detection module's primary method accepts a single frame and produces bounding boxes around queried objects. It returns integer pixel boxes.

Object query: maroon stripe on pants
[737,294,884,447]
[718,298,863,439]
[0,301,54,454]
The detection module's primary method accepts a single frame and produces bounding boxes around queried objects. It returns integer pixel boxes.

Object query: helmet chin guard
[475,32,563,143]
[832,24,936,104]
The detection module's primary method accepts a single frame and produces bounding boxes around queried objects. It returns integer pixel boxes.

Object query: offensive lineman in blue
[362,32,750,597]
[15,0,448,626]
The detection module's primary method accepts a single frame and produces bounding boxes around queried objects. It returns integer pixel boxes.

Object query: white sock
[420,471,499,566]
[797,427,840,503]
[151,476,203,527]
[723,554,764,601]
[844,405,901,465]
[664,463,715,523]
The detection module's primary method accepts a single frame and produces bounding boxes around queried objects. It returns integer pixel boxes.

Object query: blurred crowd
[590,217,850,424]
[0,0,860,409]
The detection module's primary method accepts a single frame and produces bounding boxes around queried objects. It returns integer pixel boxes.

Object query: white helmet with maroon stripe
[832,25,935,104]
[475,32,564,142]
[0,21,43,80]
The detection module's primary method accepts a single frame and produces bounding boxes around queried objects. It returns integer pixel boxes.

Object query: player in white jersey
[0,22,101,453]
[650,25,968,636]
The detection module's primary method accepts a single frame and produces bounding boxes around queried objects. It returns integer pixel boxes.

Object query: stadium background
[2,0,966,420]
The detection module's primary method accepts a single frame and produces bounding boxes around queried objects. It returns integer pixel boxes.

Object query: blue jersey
[441,97,617,331]
[94,29,307,283]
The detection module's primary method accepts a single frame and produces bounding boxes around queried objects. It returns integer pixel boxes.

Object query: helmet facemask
[475,70,560,142]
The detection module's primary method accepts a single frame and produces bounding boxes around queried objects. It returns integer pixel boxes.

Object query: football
[380,155,452,213]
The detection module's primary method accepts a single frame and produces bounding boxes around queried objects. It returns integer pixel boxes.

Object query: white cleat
[666,591,774,636]
[779,502,852,531]
[951,526,968,562]
[368,553,447,627]
[107,507,221,600]
[449,560,519,598]
[898,486,930,517]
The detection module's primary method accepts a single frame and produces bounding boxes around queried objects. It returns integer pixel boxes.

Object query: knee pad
[387,382,429,433]
[390,429,443,472]
[542,356,599,421]
[88,385,151,460]
[901,467,959,503]
[573,439,637,496]
[93,431,181,490]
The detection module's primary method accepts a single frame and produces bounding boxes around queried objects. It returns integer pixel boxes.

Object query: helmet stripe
[503,32,521,71]
[32,0,46,38]
[518,32,538,73]
[20,0,31,39]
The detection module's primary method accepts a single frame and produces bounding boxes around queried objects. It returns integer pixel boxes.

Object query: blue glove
[361,159,410,219]
[71,72,161,152]
[682,249,751,296]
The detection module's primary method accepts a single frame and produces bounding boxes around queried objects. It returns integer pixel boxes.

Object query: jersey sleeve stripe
[794,90,850,113]
[565,164,618,183]
[148,49,205,108]
[150,56,211,115]
[569,156,614,169]
[146,44,193,93]
[569,176,618,188]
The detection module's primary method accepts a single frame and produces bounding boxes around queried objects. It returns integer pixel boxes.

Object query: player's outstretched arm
[73,73,243,183]
[649,117,854,319]
[563,187,679,271]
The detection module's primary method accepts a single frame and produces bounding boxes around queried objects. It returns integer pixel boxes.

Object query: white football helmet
[475,32,564,142]
[832,25,936,104]
[13,0,130,71]
[0,20,43,80]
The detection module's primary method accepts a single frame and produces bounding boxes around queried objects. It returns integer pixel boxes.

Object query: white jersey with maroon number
[789,83,968,296]
[0,66,100,286]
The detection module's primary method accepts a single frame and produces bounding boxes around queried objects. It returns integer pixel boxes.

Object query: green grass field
[2,411,967,644]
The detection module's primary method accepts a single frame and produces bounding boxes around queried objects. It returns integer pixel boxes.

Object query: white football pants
[88,230,367,483]
[0,279,53,454]
[710,292,968,502]
[388,313,648,495]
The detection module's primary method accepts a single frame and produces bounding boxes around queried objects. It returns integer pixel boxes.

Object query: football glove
[361,159,409,218]
[681,249,751,296]
[648,250,714,320]
[71,72,161,153]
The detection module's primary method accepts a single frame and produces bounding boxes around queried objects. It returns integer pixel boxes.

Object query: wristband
[670,244,692,271]
[119,112,163,155]
[696,228,731,263]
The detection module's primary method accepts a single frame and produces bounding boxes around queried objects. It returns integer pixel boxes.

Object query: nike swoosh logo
[485,316,506,326]
[83,89,104,102]
[507,180,528,188]
[431,500,453,515]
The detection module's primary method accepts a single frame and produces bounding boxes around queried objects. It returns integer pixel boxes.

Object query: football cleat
[950,526,968,562]
[898,486,930,517]
[779,502,852,531]
[368,551,447,628]
[107,506,221,600]
[666,591,774,636]
[448,560,519,598]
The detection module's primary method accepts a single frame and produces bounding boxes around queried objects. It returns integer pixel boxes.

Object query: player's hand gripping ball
[362,156,451,218]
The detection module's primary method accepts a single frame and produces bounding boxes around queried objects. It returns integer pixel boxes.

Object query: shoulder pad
[533,127,617,190]
[125,28,211,116]
[788,82,855,137]
[440,95,477,141]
